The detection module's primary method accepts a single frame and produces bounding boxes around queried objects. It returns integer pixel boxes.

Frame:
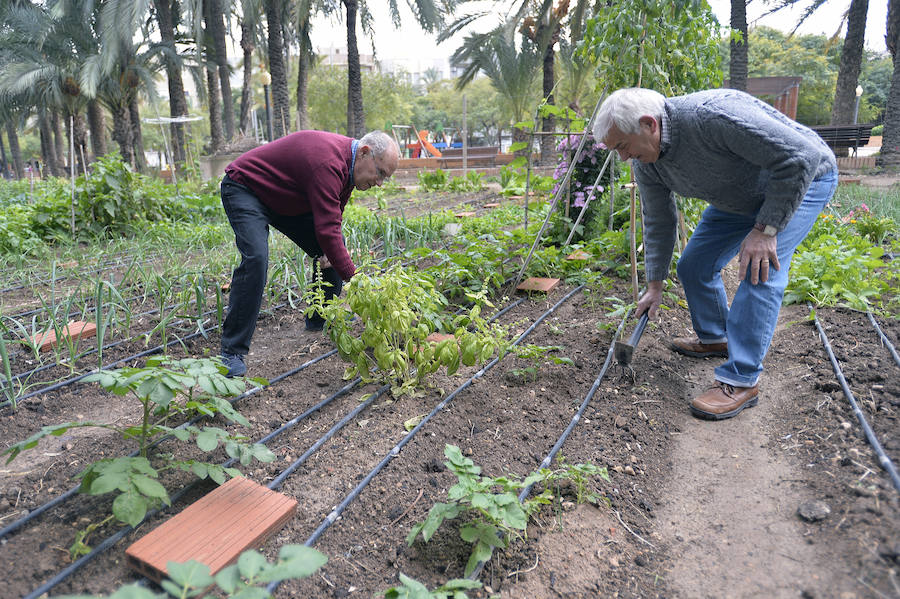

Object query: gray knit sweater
[635,89,836,282]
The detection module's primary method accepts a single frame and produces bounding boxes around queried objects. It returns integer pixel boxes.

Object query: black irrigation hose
[0,346,338,542]
[464,308,633,582]
[12,295,527,598]
[20,351,359,599]
[266,286,582,595]
[0,252,160,294]
[810,305,900,493]
[867,312,900,369]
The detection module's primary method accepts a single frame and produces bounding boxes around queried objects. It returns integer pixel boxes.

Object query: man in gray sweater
[593,88,837,420]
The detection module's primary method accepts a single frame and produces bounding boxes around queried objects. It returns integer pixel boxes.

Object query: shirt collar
[657,103,672,159]
[349,139,360,187]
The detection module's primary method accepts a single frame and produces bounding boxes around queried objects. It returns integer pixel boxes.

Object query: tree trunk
[239,17,255,135]
[50,110,66,175]
[153,0,188,163]
[5,120,23,179]
[265,0,291,138]
[729,0,748,91]
[344,0,365,137]
[38,109,60,177]
[830,0,868,124]
[73,111,90,169]
[207,0,235,141]
[111,104,135,167]
[540,30,558,166]
[0,129,8,179]
[207,61,225,153]
[87,99,108,158]
[296,22,311,131]
[876,0,900,169]
[129,96,147,172]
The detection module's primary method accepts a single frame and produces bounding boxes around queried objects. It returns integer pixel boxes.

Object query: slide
[417,129,442,158]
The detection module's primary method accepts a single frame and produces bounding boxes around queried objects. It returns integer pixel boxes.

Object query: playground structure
[391,125,462,159]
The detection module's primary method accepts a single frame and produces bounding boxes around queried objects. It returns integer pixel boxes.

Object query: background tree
[265,0,291,138]
[206,0,235,141]
[830,0,869,124]
[152,0,189,163]
[877,0,899,168]
[729,0,748,91]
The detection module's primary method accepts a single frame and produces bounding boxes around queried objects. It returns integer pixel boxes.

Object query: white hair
[359,130,399,158]
[593,88,666,141]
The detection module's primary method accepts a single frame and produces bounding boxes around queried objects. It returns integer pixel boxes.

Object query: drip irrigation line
[810,304,900,493]
[0,255,145,294]
[19,354,362,599]
[867,312,900,369]
[0,346,339,541]
[464,308,633,582]
[266,285,583,595]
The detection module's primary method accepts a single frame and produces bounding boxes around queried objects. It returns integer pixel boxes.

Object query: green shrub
[871,124,883,136]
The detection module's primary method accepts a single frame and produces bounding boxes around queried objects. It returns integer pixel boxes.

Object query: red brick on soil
[566,249,591,261]
[426,333,456,343]
[125,477,297,583]
[483,202,500,208]
[31,321,97,353]
[454,211,477,217]
[516,277,561,293]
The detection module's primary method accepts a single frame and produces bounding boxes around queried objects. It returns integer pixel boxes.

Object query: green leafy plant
[382,573,482,599]
[417,169,449,192]
[508,344,574,383]
[58,544,327,599]
[448,171,484,192]
[408,446,610,577]
[307,266,510,397]
[2,357,274,538]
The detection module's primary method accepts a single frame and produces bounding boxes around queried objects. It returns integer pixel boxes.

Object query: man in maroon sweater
[219,130,399,377]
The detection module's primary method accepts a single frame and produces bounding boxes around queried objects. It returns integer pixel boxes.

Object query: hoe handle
[628,311,650,347]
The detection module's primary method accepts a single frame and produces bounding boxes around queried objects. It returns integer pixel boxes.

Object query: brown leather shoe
[690,382,759,420]
[670,337,728,358]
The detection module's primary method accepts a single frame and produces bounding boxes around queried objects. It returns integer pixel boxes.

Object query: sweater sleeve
[635,165,678,283]
[701,109,821,230]
[304,163,356,281]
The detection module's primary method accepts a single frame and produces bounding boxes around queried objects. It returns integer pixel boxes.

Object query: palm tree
[876,0,899,169]
[265,0,291,138]
[202,0,226,152]
[830,0,868,124]
[729,0,748,91]
[151,0,189,163]
[451,26,540,151]
[206,0,235,141]
[238,0,263,135]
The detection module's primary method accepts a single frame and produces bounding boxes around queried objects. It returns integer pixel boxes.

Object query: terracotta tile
[31,321,97,353]
[566,249,591,261]
[426,333,455,343]
[126,477,296,582]
[839,177,861,185]
[516,277,560,293]
[482,203,500,208]
[454,211,476,218]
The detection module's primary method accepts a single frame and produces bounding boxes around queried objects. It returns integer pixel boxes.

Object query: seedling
[407,445,608,577]
[56,544,327,599]
[382,573,482,598]
[2,357,274,552]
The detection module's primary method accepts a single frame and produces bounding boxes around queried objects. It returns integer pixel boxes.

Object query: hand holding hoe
[614,311,650,377]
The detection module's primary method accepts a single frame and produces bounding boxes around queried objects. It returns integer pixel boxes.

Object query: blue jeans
[220,175,343,356]
[675,169,837,387]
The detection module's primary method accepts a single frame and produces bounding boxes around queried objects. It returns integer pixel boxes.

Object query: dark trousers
[220,175,343,356]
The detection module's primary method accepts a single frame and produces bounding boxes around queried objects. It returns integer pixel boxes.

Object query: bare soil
[0,190,898,599]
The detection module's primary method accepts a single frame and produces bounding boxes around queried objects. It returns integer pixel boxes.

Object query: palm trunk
[207,62,225,153]
[50,110,66,175]
[729,0,748,91]
[239,18,255,135]
[208,0,235,141]
[129,96,146,172]
[112,104,135,167]
[345,0,365,137]
[540,35,557,166]
[74,112,90,169]
[87,99,108,158]
[296,25,311,131]
[265,0,291,138]
[38,109,60,177]
[877,0,900,168]
[6,120,24,179]
[830,0,868,124]
[153,0,188,163]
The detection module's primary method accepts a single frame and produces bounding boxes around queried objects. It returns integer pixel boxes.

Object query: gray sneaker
[220,353,246,378]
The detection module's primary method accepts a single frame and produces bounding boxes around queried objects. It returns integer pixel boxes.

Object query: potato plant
[308,266,512,397]
[2,357,274,542]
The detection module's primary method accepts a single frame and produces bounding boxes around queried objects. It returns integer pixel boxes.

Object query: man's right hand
[636,280,664,319]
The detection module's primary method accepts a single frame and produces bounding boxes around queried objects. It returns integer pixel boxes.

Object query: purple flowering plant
[547,130,611,243]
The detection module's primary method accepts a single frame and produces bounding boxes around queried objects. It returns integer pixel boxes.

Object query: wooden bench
[438,146,500,169]
[811,124,874,156]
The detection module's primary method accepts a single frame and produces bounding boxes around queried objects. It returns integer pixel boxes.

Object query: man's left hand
[738,229,779,285]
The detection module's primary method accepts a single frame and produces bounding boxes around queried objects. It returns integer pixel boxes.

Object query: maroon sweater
[225,131,356,280]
